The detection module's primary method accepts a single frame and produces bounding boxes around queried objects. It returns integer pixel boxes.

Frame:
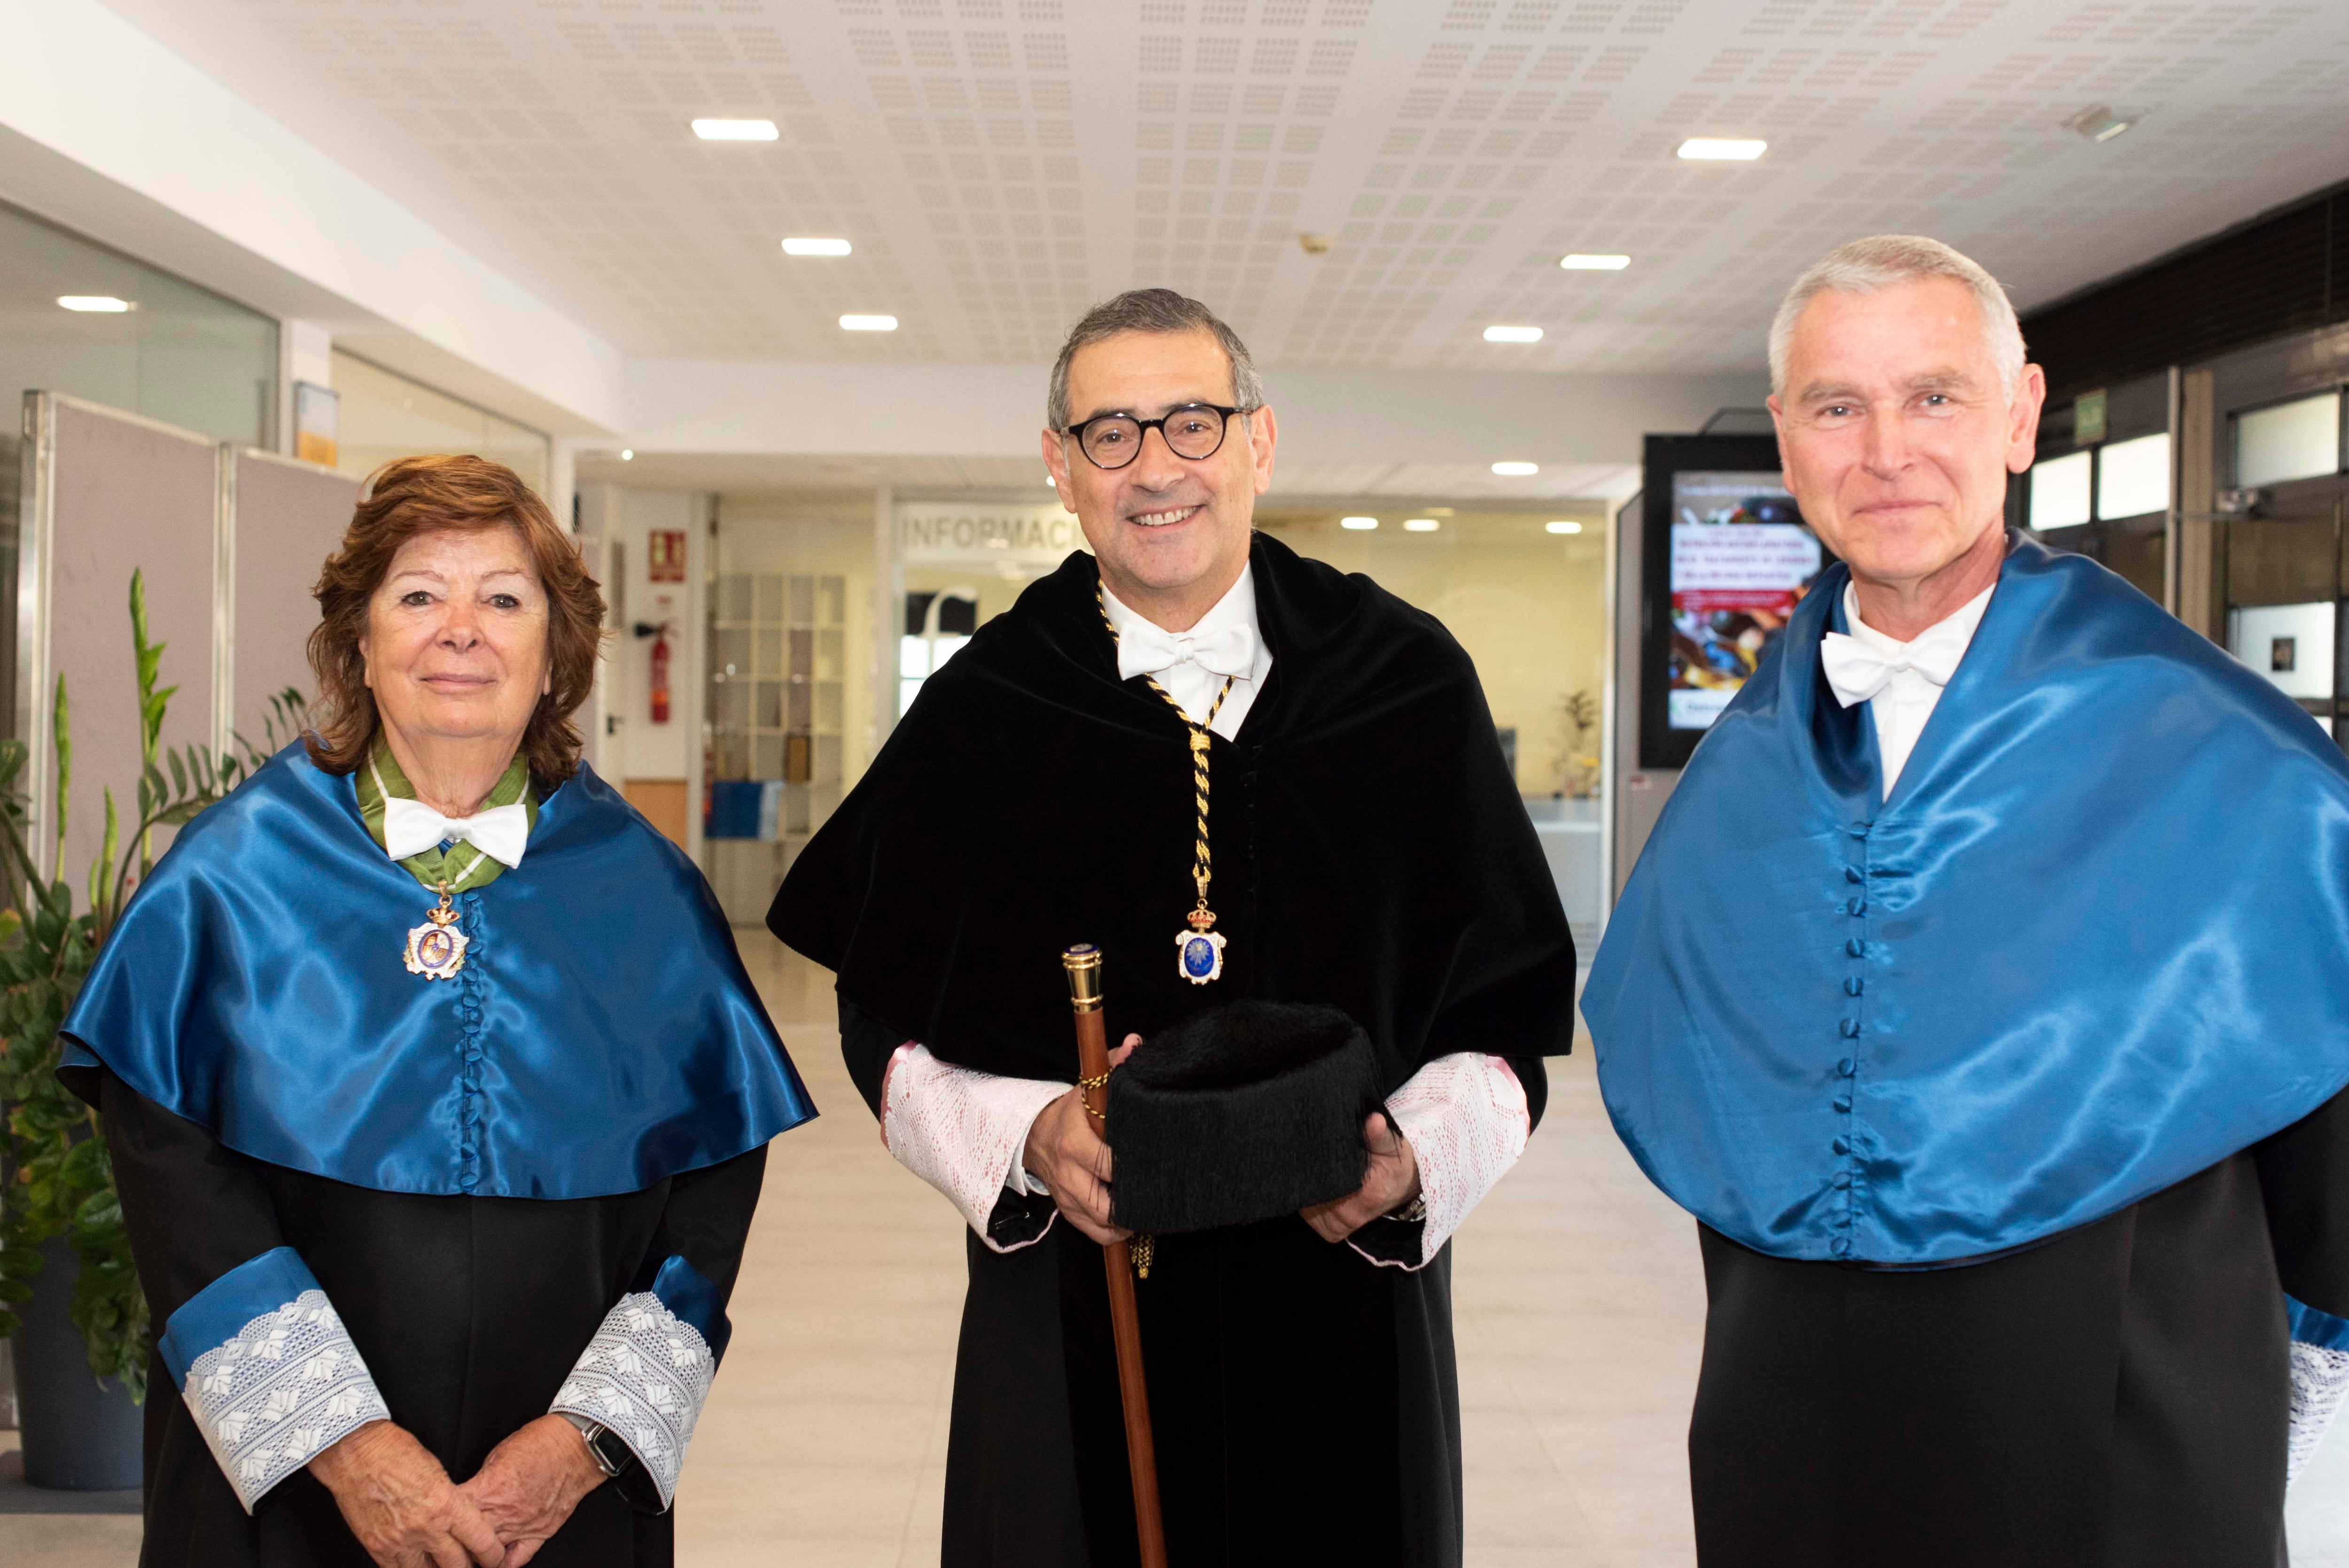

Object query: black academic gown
[1687,1084,2349,1568]
[91,1067,766,1568]
[775,535,1579,1568]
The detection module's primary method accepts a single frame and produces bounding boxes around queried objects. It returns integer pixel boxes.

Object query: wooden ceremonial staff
[1062,943,1168,1568]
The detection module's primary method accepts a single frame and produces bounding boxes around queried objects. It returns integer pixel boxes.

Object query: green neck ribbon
[355,738,538,895]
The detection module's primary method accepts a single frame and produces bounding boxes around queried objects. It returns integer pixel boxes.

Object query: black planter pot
[9,1236,143,1490]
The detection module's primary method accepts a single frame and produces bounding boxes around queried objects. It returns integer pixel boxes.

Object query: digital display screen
[1665,471,1823,731]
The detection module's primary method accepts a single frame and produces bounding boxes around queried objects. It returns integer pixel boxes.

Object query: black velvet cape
[770,534,1578,1568]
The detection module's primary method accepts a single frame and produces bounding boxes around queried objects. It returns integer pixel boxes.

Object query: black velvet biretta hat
[1106,1001,1383,1234]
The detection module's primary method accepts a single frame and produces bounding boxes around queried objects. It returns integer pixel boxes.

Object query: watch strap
[560,1411,633,1478]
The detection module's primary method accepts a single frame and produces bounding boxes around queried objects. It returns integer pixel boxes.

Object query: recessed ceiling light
[840,315,899,332]
[1340,516,1379,530]
[1492,461,1539,476]
[692,118,778,141]
[1546,520,1583,535]
[1403,518,1440,533]
[58,295,132,312]
[2064,105,2140,143]
[783,237,852,256]
[1484,325,1544,343]
[1678,138,1767,161]
[620,449,634,461]
[1560,254,1631,271]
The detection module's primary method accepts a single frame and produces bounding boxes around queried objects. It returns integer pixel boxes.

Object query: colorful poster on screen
[1667,472,1823,731]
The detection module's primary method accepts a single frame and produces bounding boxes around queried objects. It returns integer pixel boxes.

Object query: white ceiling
[572,446,1643,500]
[98,0,2349,379]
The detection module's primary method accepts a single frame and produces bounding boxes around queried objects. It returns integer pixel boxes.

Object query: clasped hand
[1020,1037,1422,1246]
[312,1413,605,1568]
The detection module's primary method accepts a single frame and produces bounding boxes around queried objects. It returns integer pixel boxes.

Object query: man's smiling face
[1042,326,1277,629]
[1769,275,2041,594]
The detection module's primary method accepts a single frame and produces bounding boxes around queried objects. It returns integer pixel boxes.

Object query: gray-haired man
[770,288,1577,1567]
[1587,235,2349,1565]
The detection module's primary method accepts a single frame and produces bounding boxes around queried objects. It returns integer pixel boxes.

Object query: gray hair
[1768,234,2026,400]
[1046,288,1267,430]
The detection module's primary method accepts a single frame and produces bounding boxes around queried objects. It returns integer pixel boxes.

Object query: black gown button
[1840,1018,1861,1039]
[1837,1058,1855,1077]
[1833,1096,1852,1113]
[1831,1237,1851,1257]
[1844,977,1864,996]
[1844,866,1863,884]
[1833,1171,1851,1188]
[1846,937,1866,957]
[1832,1136,1850,1155]
[1847,896,1867,916]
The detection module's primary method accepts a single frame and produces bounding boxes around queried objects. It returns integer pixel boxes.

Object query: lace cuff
[158,1247,390,1514]
[2289,1294,2349,1485]
[1352,1054,1530,1272]
[549,1256,723,1512]
[883,1043,1069,1253]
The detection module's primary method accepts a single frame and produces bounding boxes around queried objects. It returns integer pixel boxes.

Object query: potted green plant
[0,571,301,1489]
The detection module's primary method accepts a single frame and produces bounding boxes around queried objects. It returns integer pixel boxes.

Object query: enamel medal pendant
[1175,872,1226,986]
[1176,916,1226,985]
[403,883,469,980]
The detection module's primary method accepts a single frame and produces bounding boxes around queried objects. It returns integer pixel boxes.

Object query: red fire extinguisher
[649,626,672,724]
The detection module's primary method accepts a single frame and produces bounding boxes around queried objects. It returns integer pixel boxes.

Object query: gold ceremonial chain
[1097,586,1234,986]
[1077,1070,1111,1121]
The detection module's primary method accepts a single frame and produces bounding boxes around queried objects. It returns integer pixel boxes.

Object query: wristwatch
[559,1412,635,1479]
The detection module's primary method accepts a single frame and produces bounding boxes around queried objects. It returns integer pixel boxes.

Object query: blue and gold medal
[403,881,469,980]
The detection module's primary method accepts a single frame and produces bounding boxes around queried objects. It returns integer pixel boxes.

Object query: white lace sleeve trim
[1352,1053,1531,1272]
[181,1290,391,1514]
[549,1291,716,1511]
[883,1042,1070,1252]
[2290,1339,2349,1486]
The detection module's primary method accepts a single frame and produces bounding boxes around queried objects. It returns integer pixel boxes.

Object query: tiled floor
[11,940,2349,1565]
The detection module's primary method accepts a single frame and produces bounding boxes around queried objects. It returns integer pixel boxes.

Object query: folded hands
[311,1413,606,1568]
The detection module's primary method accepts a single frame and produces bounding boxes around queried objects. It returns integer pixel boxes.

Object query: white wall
[604,489,706,786]
[0,0,624,435]
[625,358,1766,472]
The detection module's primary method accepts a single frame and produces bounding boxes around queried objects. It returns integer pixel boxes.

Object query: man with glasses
[771,289,1577,1567]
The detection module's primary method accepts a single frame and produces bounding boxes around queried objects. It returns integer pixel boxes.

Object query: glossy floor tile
[11,939,2349,1565]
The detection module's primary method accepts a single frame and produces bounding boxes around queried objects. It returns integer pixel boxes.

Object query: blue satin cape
[1586,536,2349,1264]
[62,745,814,1199]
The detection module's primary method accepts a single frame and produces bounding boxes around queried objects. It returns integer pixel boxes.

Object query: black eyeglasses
[1061,404,1249,470]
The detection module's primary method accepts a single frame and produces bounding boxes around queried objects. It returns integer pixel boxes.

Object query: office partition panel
[229,449,356,753]
[18,392,224,883]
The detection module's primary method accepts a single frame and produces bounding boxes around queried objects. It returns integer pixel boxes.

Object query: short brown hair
[304,455,606,786]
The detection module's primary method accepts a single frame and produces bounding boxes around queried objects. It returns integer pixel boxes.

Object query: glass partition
[2096,432,2170,520]
[330,350,550,497]
[0,197,277,447]
[2030,450,2092,531]
[2236,390,2342,489]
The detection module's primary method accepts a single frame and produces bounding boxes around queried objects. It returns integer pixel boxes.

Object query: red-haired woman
[60,455,813,1568]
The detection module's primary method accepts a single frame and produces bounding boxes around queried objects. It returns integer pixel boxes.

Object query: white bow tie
[1820,621,1970,708]
[1116,618,1258,684]
[381,794,531,868]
